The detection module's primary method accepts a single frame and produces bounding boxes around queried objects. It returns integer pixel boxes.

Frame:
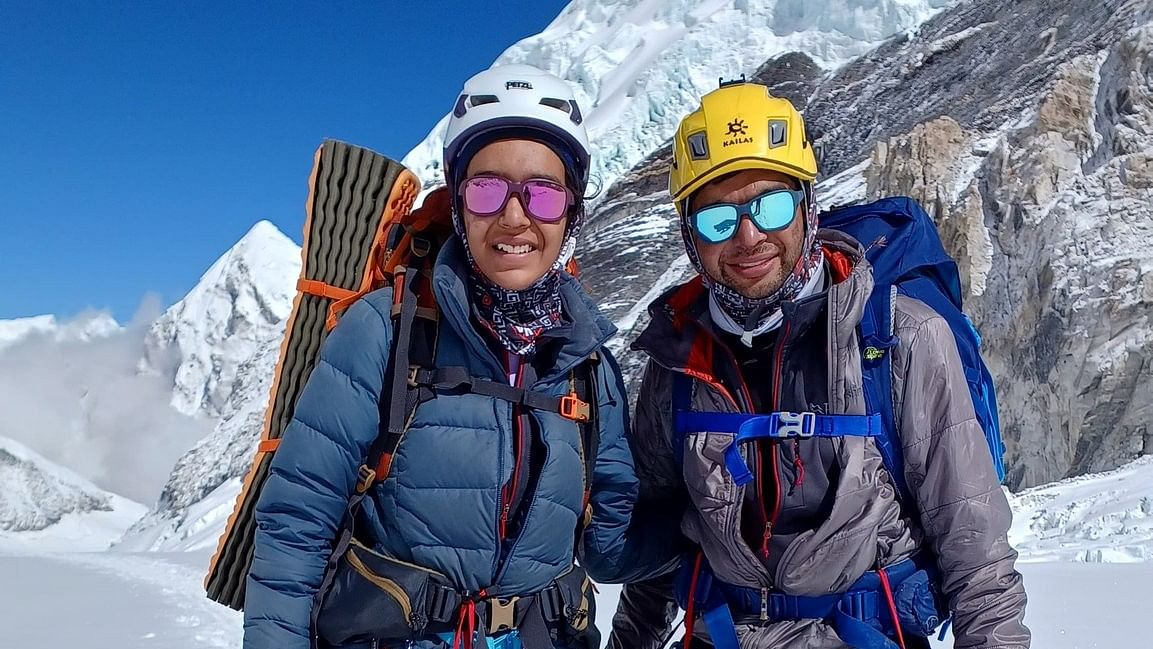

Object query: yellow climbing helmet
[669,82,818,210]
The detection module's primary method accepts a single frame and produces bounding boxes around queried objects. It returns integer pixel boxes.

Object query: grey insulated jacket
[614,232,1029,649]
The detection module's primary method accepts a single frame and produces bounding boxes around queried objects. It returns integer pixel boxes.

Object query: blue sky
[0,1,566,322]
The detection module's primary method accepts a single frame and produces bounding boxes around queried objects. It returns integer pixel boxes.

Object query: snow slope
[402,0,951,195]
[1009,456,1153,563]
[0,435,145,552]
[0,551,1144,649]
[0,551,241,649]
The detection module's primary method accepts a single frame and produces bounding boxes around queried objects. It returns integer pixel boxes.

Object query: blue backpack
[821,196,1006,502]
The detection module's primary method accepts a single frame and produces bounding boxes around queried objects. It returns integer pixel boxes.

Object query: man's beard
[716,242,801,299]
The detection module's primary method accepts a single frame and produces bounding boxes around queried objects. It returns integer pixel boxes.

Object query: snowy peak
[0,316,56,350]
[402,0,949,195]
[0,435,147,553]
[0,435,116,533]
[0,313,120,352]
[143,220,300,418]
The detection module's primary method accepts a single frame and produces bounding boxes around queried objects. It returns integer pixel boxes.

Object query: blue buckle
[758,411,817,439]
[732,411,817,440]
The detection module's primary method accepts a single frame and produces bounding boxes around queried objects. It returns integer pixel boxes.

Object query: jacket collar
[635,230,874,380]
[432,238,616,382]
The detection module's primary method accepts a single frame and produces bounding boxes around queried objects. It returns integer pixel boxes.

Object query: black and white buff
[458,214,582,357]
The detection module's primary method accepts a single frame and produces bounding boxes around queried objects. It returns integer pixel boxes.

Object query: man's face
[688,169,806,299]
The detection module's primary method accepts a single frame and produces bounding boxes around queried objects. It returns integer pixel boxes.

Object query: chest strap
[410,366,591,422]
[674,410,882,486]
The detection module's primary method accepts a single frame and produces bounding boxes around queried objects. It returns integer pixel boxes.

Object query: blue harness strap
[692,557,930,649]
[674,410,883,486]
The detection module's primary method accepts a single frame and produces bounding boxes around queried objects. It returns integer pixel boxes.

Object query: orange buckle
[559,394,591,422]
[355,465,376,494]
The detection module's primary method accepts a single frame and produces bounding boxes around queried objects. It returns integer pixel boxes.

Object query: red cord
[793,440,805,487]
[683,552,704,649]
[878,569,907,649]
[453,598,479,649]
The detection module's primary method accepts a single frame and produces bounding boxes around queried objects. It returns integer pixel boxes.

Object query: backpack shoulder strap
[858,284,916,512]
[572,352,600,542]
[356,250,438,495]
[671,371,694,466]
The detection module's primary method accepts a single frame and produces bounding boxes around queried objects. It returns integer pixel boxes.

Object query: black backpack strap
[572,352,600,550]
[573,353,600,506]
[355,249,438,496]
[409,366,592,422]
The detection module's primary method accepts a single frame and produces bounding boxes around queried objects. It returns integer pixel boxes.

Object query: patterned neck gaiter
[455,208,583,357]
[680,183,823,334]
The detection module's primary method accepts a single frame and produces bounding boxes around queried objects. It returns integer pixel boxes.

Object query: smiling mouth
[494,242,537,255]
[725,253,778,279]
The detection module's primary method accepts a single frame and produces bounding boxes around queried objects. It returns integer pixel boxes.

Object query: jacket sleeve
[579,351,687,584]
[602,358,691,646]
[897,312,1030,649]
[242,298,393,649]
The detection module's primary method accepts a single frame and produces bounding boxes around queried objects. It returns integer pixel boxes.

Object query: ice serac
[141,220,299,419]
[402,0,950,194]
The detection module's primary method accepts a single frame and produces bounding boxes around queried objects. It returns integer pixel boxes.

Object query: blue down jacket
[243,240,677,648]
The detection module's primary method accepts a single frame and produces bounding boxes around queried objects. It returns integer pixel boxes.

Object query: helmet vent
[469,94,500,107]
[687,132,709,160]
[539,97,572,113]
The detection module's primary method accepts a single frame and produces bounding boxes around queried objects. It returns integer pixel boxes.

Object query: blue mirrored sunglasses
[689,188,806,244]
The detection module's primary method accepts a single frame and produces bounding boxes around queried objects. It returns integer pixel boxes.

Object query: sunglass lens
[462,176,511,215]
[750,190,800,232]
[693,205,739,243]
[523,181,570,222]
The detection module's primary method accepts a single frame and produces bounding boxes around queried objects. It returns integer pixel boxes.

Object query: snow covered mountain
[0,312,120,352]
[118,333,282,552]
[141,220,299,419]
[579,0,1153,488]
[402,0,951,195]
[0,435,145,552]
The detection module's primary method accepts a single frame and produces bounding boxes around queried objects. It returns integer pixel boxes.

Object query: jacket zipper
[491,355,528,584]
[498,357,527,542]
[759,321,791,559]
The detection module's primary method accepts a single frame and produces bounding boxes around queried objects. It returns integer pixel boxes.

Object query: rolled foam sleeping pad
[204,140,420,611]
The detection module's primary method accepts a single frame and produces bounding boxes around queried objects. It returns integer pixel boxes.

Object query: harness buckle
[487,596,519,634]
[355,464,376,493]
[407,365,421,387]
[776,411,817,438]
[559,394,591,422]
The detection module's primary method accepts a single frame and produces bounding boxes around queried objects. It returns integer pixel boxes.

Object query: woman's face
[461,140,570,291]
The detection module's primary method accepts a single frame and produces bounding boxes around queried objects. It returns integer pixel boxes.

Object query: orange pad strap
[297,279,357,302]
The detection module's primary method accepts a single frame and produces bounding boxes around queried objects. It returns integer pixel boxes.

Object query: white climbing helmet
[443,63,591,192]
